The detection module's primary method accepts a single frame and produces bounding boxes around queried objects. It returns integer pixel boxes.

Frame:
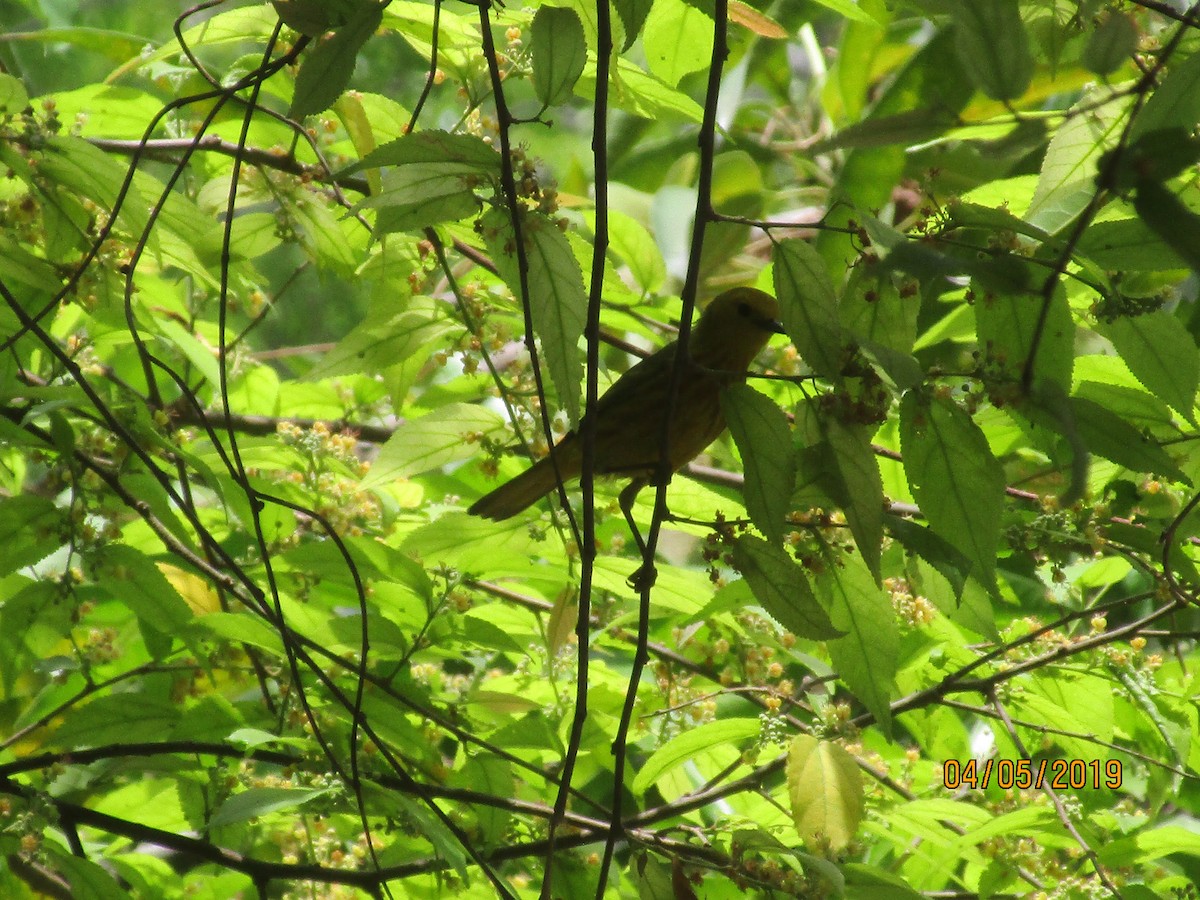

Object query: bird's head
[690,287,785,372]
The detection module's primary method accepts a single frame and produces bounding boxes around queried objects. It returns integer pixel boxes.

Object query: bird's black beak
[760,315,786,335]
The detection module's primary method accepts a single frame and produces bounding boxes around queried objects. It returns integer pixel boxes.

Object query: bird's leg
[619,478,657,590]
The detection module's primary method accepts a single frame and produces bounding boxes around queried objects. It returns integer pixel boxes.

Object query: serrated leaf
[347,133,497,232]
[900,393,1004,592]
[306,302,453,380]
[952,0,1033,101]
[613,0,654,50]
[531,6,586,107]
[773,239,843,378]
[731,535,843,639]
[840,267,919,355]
[95,544,195,635]
[365,403,508,484]
[582,56,704,122]
[1099,311,1199,424]
[822,420,883,582]
[975,288,1074,390]
[1061,396,1186,482]
[632,718,760,795]
[0,495,61,578]
[346,130,498,173]
[211,786,334,827]
[816,552,897,736]
[1027,92,1128,233]
[481,207,586,427]
[721,384,794,545]
[289,4,381,118]
[786,734,864,850]
[53,693,182,746]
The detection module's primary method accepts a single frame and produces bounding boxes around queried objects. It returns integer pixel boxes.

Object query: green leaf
[211,786,335,827]
[0,72,28,115]
[808,0,882,26]
[365,403,507,484]
[1067,396,1186,482]
[786,734,864,851]
[612,0,654,50]
[840,266,919,355]
[1082,12,1137,77]
[1076,214,1194,271]
[1130,48,1200,143]
[822,420,884,582]
[273,0,369,36]
[93,545,195,635]
[773,239,843,378]
[481,207,587,427]
[355,166,480,234]
[289,4,382,118]
[815,552,897,737]
[1027,92,1128,233]
[1099,826,1200,868]
[187,611,287,657]
[731,535,843,639]
[599,208,666,294]
[531,6,586,107]
[721,384,794,545]
[580,55,704,122]
[642,0,712,88]
[900,393,1004,592]
[306,300,453,380]
[975,288,1074,390]
[632,718,760,795]
[0,496,61,578]
[155,319,222,392]
[346,129,498,173]
[951,0,1033,101]
[53,693,182,746]
[1098,311,1199,424]
[52,854,129,900]
[451,756,514,843]
[842,863,924,899]
[1132,178,1200,274]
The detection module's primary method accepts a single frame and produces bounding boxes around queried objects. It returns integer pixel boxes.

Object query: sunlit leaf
[786,734,864,850]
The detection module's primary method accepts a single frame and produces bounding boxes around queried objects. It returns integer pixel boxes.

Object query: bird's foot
[626,563,658,592]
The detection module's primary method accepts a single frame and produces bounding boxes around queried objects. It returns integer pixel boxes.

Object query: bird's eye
[737,302,750,316]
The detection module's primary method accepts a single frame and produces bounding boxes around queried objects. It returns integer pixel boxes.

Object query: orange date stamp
[942,758,1123,791]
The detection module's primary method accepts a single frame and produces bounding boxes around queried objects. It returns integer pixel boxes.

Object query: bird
[468,287,785,521]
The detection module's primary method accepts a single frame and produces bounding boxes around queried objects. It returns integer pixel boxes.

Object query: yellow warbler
[469,287,784,520]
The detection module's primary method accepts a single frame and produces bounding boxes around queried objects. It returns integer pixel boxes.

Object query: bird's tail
[467,457,564,520]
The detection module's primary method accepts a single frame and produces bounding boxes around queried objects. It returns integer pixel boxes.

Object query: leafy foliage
[1,0,1200,897]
